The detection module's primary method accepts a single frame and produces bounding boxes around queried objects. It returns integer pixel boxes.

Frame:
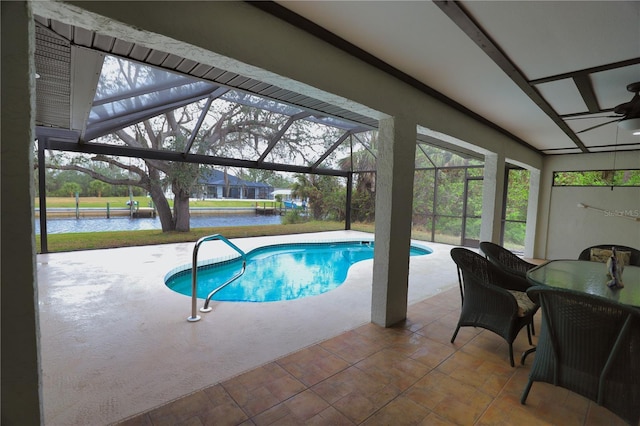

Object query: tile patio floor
[37,231,627,425]
[116,287,627,426]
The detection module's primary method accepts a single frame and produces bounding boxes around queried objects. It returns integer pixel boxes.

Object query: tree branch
[46,163,144,188]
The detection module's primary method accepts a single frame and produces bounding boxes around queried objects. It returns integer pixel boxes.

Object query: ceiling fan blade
[575,118,621,134]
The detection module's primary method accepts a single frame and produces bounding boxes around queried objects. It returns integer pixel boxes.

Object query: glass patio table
[522,260,640,423]
[520,259,640,365]
[527,260,640,308]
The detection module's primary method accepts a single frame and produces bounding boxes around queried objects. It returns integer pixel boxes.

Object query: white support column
[1,1,43,423]
[371,116,416,327]
[480,152,506,243]
[524,168,541,258]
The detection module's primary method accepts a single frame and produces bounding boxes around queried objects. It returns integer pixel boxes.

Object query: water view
[35,214,282,234]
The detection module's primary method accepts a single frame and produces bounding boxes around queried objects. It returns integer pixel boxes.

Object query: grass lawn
[37,221,363,253]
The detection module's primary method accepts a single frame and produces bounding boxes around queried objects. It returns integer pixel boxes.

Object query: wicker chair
[577,244,640,266]
[479,241,537,292]
[450,248,537,367]
[521,286,640,425]
[479,241,539,340]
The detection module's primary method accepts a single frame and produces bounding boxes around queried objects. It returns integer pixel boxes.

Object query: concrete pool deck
[37,231,459,425]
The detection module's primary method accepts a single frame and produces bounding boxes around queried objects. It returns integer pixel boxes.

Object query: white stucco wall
[546,187,639,259]
[1,1,42,423]
[535,151,640,259]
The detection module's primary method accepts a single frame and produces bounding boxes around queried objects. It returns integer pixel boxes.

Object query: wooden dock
[255,205,284,216]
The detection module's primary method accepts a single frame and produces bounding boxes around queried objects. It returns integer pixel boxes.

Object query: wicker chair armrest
[463,274,520,318]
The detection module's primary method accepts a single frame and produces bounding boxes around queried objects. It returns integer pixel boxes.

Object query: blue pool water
[165,241,432,302]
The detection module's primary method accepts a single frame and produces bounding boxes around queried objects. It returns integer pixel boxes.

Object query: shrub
[282,209,306,224]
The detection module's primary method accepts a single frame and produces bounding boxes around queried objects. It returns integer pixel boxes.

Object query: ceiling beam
[529,58,640,85]
[560,110,615,119]
[573,74,600,113]
[434,0,588,153]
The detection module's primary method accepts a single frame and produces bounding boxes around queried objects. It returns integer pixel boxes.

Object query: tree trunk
[148,184,174,231]
[172,186,191,232]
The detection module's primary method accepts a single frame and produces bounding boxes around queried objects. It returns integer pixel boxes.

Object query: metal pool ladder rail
[188,234,246,322]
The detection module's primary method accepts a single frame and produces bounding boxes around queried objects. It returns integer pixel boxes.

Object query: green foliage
[434,216,462,243]
[411,163,536,247]
[464,218,482,240]
[322,186,347,221]
[349,172,375,222]
[413,146,485,245]
[553,169,640,186]
[43,167,144,197]
[167,161,200,194]
[291,174,346,221]
[165,136,202,195]
[282,209,306,224]
[58,182,82,197]
[89,180,111,197]
[503,222,526,251]
[235,168,292,189]
[413,169,434,215]
[47,170,89,195]
[351,188,375,222]
[435,169,465,216]
[505,169,529,221]
[500,168,530,248]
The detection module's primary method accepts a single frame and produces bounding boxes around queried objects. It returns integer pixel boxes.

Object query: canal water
[35,214,282,234]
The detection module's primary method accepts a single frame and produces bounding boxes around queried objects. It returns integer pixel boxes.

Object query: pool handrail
[201,260,246,312]
[188,234,246,322]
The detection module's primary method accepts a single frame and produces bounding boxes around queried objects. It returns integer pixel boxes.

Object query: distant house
[193,169,273,200]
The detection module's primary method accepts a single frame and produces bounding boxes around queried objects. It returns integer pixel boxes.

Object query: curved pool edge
[164,238,434,299]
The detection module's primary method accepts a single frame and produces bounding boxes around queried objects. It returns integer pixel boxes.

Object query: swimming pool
[165,240,432,302]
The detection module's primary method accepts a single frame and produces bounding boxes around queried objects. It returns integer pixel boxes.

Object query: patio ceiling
[34,1,640,171]
[269,1,640,155]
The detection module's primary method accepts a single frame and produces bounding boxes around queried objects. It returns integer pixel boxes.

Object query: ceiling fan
[575,82,640,135]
